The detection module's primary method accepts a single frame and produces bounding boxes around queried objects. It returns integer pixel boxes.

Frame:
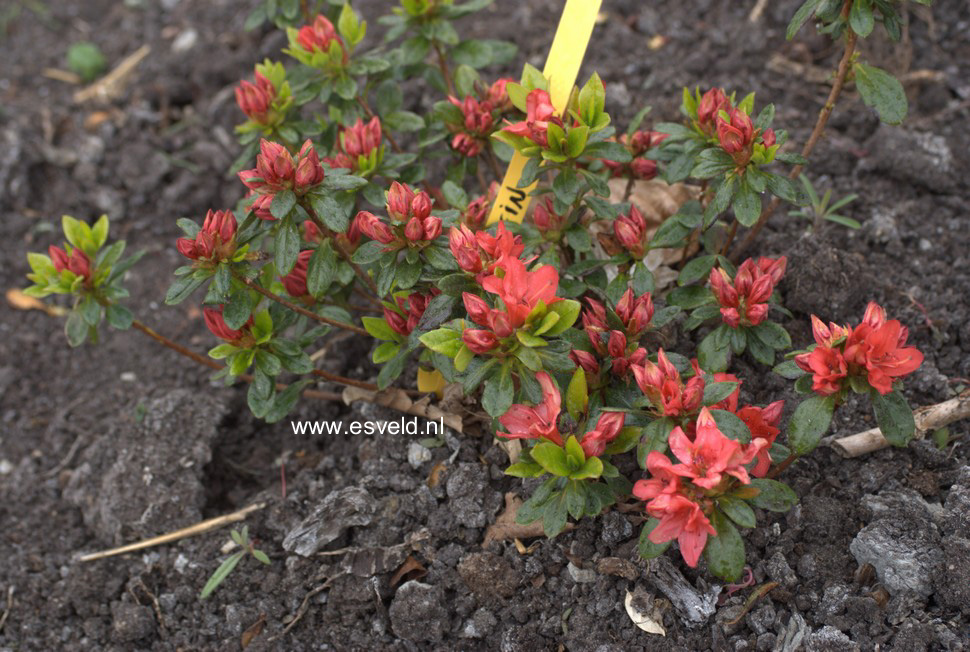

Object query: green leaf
[705,510,745,582]
[275,218,300,275]
[747,478,799,512]
[373,341,401,364]
[505,461,546,478]
[786,395,835,455]
[544,299,581,335]
[438,273,479,296]
[667,285,715,310]
[850,0,875,37]
[750,321,792,351]
[223,288,253,330]
[270,190,297,220]
[322,174,369,191]
[308,192,353,232]
[542,491,569,538]
[204,264,231,305]
[697,327,730,373]
[462,357,497,393]
[165,273,206,305]
[362,315,397,341]
[703,381,740,406]
[481,366,514,417]
[565,368,588,422]
[419,328,462,356]
[786,0,824,40]
[570,456,603,481]
[199,552,244,599]
[853,62,908,125]
[773,359,806,379]
[733,181,762,227]
[105,303,133,330]
[718,496,756,529]
[638,518,672,559]
[871,388,916,447]
[709,409,752,444]
[307,241,337,298]
[65,310,89,347]
[678,255,718,286]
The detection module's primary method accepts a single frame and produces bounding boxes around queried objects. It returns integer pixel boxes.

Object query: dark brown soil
[2,1,969,650]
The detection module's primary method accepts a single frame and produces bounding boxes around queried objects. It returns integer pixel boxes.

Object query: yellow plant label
[486,0,604,225]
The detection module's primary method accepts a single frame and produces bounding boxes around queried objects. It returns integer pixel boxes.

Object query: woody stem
[433,40,456,97]
[731,16,858,262]
[235,273,369,336]
[766,452,798,480]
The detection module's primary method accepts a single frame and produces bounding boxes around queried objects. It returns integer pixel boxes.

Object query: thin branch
[433,41,456,97]
[237,273,369,336]
[133,319,222,370]
[731,17,858,262]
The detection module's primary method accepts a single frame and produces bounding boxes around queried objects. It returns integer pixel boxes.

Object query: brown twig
[79,503,267,562]
[133,319,222,370]
[272,575,344,640]
[732,15,858,262]
[433,41,456,97]
[355,96,403,153]
[720,220,739,256]
[831,389,970,457]
[622,176,636,203]
[237,273,369,335]
[766,452,798,480]
[0,586,12,634]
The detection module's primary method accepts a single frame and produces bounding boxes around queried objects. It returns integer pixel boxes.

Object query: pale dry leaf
[482,492,573,548]
[625,590,666,636]
[6,289,67,316]
[389,555,427,587]
[499,438,522,465]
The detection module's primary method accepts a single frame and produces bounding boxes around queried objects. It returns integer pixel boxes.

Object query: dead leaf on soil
[390,555,427,587]
[426,461,447,488]
[6,289,67,316]
[341,386,463,433]
[482,493,574,548]
[73,45,150,104]
[240,613,266,649]
[624,589,666,636]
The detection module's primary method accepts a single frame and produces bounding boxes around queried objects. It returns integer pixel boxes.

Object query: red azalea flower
[49,245,91,280]
[497,371,563,446]
[481,256,560,329]
[738,400,784,477]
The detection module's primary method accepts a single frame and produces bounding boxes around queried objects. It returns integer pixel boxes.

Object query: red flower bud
[250,194,275,221]
[608,330,627,358]
[281,250,313,297]
[717,108,755,155]
[411,192,432,220]
[697,88,730,131]
[463,196,488,229]
[404,216,424,241]
[532,197,564,235]
[294,140,324,191]
[761,128,776,147]
[631,158,658,180]
[235,73,274,123]
[423,216,442,241]
[449,225,483,273]
[387,182,415,222]
[297,14,345,59]
[463,329,500,353]
[303,220,323,244]
[383,307,410,337]
[343,117,382,158]
[614,205,648,258]
[570,350,600,375]
[204,306,244,342]
[355,211,395,245]
[451,132,482,158]
[463,292,491,326]
[487,78,514,111]
[49,245,91,280]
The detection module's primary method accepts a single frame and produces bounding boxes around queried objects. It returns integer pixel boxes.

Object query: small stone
[765,551,798,588]
[457,552,520,598]
[120,372,137,383]
[599,511,633,546]
[171,28,198,53]
[407,441,432,469]
[0,459,12,475]
[460,607,497,639]
[445,463,496,529]
[918,238,932,252]
[282,486,376,556]
[936,536,970,614]
[805,625,859,651]
[567,561,597,584]
[388,581,446,643]
[111,603,155,643]
[174,553,190,574]
[850,519,942,597]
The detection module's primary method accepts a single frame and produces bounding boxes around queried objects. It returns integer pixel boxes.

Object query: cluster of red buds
[460,182,498,230]
[448,222,524,281]
[632,349,705,418]
[303,218,360,254]
[384,291,437,337]
[795,302,924,397]
[461,256,561,353]
[239,140,325,220]
[355,182,442,249]
[573,289,655,378]
[446,78,515,157]
[694,88,775,167]
[614,205,650,259]
[235,71,276,125]
[532,197,567,239]
[49,245,92,281]
[502,88,561,148]
[296,15,347,64]
[602,130,667,181]
[176,210,237,263]
[633,407,772,567]
[204,306,252,344]
[709,256,787,329]
[696,88,731,136]
[326,117,384,176]
[497,372,627,458]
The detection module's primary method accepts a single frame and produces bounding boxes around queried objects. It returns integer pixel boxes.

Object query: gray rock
[282,486,376,556]
[111,603,155,643]
[446,463,496,529]
[567,562,597,584]
[64,390,225,544]
[599,511,634,546]
[805,625,859,651]
[407,441,432,468]
[461,607,497,639]
[942,467,970,538]
[862,126,956,193]
[849,519,942,597]
[388,581,446,643]
[861,489,941,527]
[776,612,811,652]
[936,536,970,614]
[744,603,775,636]
[646,556,719,626]
[765,551,798,588]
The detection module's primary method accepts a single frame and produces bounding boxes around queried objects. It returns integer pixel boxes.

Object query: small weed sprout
[199,525,270,600]
[790,174,860,231]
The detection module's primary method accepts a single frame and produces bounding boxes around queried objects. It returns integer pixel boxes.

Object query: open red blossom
[481,256,560,329]
[737,400,784,477]
[709,256,786,328]
[177,209,237,262]
[235,71,276,123]
[502,88,560,147]
[497,371,563,446]
[49,245,91,280]
[644,492,716,568]
[633,349,704,418]
[794,345,847,396]
[667,408,767,490]
[843,302,923,394]
[614,205,649,259]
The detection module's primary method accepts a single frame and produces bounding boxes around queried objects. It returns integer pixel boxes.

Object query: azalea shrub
[23,0,929,582]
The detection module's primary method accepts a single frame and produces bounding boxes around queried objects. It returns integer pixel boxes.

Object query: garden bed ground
[2,0,970,650]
